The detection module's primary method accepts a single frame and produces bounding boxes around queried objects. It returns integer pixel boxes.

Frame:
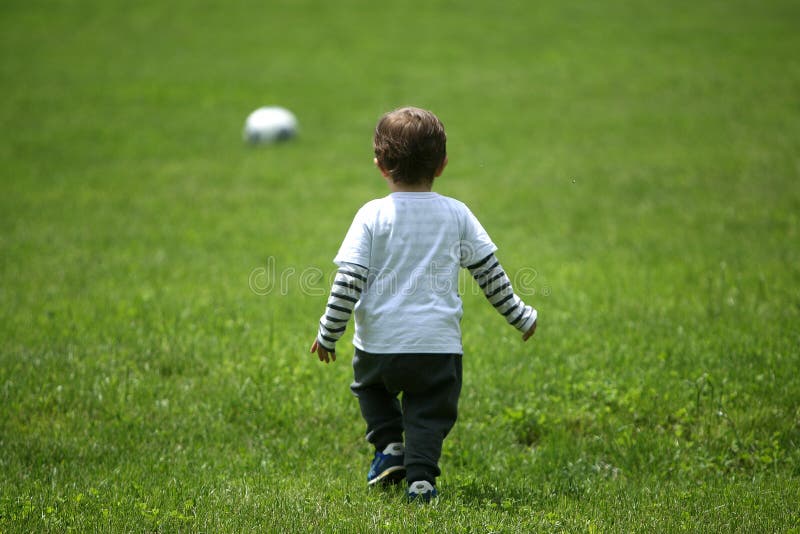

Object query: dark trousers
[350,348,463,485]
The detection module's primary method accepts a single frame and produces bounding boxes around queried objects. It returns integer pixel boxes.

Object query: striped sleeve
[316,263,368,351]
[467,253,537,333]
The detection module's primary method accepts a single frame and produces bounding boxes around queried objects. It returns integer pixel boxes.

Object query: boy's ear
[434,156,448,177]
[374,157,391,178]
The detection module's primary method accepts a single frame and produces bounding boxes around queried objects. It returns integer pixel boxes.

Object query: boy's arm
[467,252,538,340]
[310,262,368,363]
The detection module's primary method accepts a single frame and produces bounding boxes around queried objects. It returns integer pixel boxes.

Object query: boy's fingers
[522,321,537,341]
[311,338,335,363]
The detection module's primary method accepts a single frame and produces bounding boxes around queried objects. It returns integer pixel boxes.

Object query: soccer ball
[243,106,298,144]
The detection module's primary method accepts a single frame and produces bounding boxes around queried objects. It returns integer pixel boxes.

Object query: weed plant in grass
[1,0,799,531]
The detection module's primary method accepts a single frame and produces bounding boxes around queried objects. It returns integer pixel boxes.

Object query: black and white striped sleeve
[467,252,537,333]
[316,263,368,351]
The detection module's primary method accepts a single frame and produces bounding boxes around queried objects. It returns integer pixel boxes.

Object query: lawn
[1,0,799,531]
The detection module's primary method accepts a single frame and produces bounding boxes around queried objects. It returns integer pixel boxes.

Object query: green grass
[2,0,799,531]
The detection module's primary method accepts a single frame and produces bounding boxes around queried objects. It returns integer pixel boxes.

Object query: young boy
[310,107,537,503]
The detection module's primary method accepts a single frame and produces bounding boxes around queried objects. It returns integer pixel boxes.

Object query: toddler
[310,107,537,503]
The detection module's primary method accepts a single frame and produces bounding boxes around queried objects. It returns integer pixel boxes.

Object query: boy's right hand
[310,339,336,363]
[522,320,537,342]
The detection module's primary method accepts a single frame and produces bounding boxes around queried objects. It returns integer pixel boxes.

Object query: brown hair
[373,107,447,184]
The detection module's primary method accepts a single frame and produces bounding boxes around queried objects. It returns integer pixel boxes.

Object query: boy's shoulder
[353,193,475,222]
[439,194,470,210]
[352,196,390,219]
[360,193,470,209]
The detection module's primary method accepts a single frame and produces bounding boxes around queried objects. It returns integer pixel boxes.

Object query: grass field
[2,0,799,531]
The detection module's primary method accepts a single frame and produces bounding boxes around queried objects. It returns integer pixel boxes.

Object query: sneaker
[367,443,405,486]
[407,480,438,503]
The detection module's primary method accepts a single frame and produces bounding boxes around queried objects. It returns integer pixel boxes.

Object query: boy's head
[373,107,447,185]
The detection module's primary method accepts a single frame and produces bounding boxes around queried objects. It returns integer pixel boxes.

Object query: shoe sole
[407,493,437,504]
[367,465,406,486]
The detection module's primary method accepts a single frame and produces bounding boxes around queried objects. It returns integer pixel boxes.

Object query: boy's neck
[387,179,434,193]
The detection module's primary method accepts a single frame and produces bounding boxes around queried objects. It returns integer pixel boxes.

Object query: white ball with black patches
[243,106,298,144]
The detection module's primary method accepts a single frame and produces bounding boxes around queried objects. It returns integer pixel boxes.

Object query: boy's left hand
[310,339,336,363]
[522,320,537,341]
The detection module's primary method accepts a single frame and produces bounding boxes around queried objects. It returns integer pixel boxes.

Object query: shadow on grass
[450,469,591,509]
[451,479,539,507]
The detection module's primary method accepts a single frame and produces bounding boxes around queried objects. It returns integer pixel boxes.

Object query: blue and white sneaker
[407,480,438,503]
[367,443,405,486]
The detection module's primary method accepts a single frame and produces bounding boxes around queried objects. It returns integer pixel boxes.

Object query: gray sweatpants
[350,348,463,485]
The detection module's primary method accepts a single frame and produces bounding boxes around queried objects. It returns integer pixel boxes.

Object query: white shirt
[334,192,497,354]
